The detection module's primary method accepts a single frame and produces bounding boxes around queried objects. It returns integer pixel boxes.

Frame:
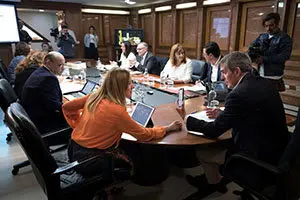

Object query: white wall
[17,11,59,51]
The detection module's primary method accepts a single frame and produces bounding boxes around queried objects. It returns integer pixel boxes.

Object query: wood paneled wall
[1,0,300,65]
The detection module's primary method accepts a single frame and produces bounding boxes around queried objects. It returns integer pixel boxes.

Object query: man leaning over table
[177,52,289,196]
[22,51,70,144]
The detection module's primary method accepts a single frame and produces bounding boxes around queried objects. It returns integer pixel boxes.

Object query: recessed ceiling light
[203,0,230,5]
[176,2,197,9]
[155,6,171,12]
[138,8,151,14]
[38,9,45,12]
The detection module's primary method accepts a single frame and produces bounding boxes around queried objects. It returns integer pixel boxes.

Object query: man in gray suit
[130,42,158,75]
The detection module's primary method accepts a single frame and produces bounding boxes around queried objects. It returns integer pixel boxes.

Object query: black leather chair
[154,56,169,76]
[0,59,9,80]
[191,59,207,83]
[0,78,18,142]
[222,109,300,200]
[6,102,130,200]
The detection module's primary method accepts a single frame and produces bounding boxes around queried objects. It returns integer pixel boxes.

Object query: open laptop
[64,80,96,101]
[131,102,155,127]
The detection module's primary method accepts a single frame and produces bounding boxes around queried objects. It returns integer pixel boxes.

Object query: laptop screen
[131,102,155,127]
[82,81,96,95]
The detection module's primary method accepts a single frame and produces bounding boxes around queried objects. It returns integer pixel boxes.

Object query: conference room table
[60,66,232,186]
[60,67,232,146]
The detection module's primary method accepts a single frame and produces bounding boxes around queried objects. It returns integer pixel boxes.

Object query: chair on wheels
[191,59,207,83]
[6,102,131,200]
[0,78,18,142]
[222,109,300,200]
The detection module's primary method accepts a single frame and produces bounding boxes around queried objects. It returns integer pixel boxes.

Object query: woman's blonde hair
[15,50,47,73]
[169,43,187,66]
[86,67,131,112]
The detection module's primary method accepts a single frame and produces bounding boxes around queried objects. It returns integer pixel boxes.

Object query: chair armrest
[42,127,72,139]
[52,153,113,176]
[225,153,283,175]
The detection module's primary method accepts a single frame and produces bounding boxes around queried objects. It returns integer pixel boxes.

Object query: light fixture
[258,12,264,16]
[203,0,230,5]
[38,9,45,12]
[125,0,136,5]
[81,9,130,15]
[138,8,151,14]
[176,2,197,9]
[155,6,172,12]
[278,2,284,8]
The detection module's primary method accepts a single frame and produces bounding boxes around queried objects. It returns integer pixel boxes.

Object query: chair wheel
[12,168,19,175]
[6,135,11,142]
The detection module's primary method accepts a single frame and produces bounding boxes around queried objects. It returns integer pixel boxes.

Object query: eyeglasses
[137,47,144,51]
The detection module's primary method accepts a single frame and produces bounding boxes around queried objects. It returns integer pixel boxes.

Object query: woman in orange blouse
[63,67,182,177]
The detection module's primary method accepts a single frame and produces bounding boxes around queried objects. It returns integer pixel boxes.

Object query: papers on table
[60,80,83,94]
[121,133,137,141]
[187,107,225,136]
[130,71,142,75]
[181,84,206,92]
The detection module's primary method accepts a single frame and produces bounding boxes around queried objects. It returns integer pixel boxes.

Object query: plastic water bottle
[79,69,86,82]
[143,68,149,83]
[207,89,217,108]
[97,57,102,68]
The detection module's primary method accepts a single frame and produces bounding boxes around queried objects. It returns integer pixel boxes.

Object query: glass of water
[166,78,174,88]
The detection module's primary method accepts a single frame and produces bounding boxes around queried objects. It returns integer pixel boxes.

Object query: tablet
[131,102,155,127]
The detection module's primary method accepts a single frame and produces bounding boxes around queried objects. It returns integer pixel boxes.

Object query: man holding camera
[57,25,76,59]
[249,12,292,91]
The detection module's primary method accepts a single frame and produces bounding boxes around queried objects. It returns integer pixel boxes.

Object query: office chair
[0,78,18,142]
[191,59,207,83]
[154,56,168,75]
[222,109,300,200]
[0,59,9,81]
[6,102,131,200]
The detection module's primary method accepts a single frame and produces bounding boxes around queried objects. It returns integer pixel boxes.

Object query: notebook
[131,102,155,127]
[64,80,96,101]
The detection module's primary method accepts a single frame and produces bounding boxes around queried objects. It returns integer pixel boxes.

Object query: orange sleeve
[62,95,88,128]
[117,107,166,141]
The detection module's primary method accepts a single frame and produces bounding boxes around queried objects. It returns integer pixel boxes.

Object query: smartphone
[178,88,184,107]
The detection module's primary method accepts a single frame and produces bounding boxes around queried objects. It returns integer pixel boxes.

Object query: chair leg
[6,133,12,142]
[12,160,30,175]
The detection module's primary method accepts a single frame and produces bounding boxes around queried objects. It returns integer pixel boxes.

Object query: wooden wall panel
[239,1,276,51]
[206,6,231,54]
[140,14,153,45]
[290,2,300,57]
[179,9,198,49]
[0,44,13,67]
[158,11,174,47]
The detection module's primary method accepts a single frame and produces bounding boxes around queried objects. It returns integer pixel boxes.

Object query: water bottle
[207,89,217,108]
[96,57,102,68]
[143,68,149,83]
[79,69,86,82]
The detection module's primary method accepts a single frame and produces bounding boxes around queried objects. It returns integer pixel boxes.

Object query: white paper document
[181,84,206,92]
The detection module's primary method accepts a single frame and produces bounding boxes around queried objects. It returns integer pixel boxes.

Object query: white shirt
[161,58,193,83]
[89,34,95,44]
[141,52,148,65]
[210,56,222,82]
[120,52,136,69]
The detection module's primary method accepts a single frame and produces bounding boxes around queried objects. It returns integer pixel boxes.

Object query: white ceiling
[45,0,173,8]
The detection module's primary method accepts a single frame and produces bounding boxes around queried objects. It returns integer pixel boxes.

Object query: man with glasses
[249,12,292,91]
[130,42,158,75]
[22,51,69,141]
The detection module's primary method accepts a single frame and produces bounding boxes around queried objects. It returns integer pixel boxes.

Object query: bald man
[22,52,69,140]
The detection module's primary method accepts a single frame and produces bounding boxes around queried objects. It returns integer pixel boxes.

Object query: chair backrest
[0,78,18,112]
[278,108,300,197]
[191,59,207,83]
[0,59,8,80]
[155,56,169,74]
[5,102,60,197]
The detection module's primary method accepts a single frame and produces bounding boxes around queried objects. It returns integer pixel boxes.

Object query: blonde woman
[63,68,182,177]
[14,50,47,99]
[161,43,192,84]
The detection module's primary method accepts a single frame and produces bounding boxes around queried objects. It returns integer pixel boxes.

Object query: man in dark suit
[22,51,68,141]
[201,42,222,83]
[131,42,158,75]
[183,52,289,190]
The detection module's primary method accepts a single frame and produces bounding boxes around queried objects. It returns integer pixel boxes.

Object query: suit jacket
[135,52,158,75]
[21,66,67,134]
[14,65,38,99]
[187,73,288,165]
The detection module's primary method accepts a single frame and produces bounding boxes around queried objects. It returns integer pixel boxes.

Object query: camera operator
[249,12,292,91]
[57,25,76,59]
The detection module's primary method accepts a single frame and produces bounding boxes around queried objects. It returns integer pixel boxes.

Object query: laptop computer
[64,80,96,101]
[131,102,155,127]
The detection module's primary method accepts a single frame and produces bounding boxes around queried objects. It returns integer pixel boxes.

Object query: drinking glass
[166,78,174,88]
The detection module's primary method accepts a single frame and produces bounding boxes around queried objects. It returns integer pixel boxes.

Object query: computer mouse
[147,91,154,95]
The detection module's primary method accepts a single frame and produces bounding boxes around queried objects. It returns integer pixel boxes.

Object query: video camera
[248,38,270,62]
[50,28,59,40]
